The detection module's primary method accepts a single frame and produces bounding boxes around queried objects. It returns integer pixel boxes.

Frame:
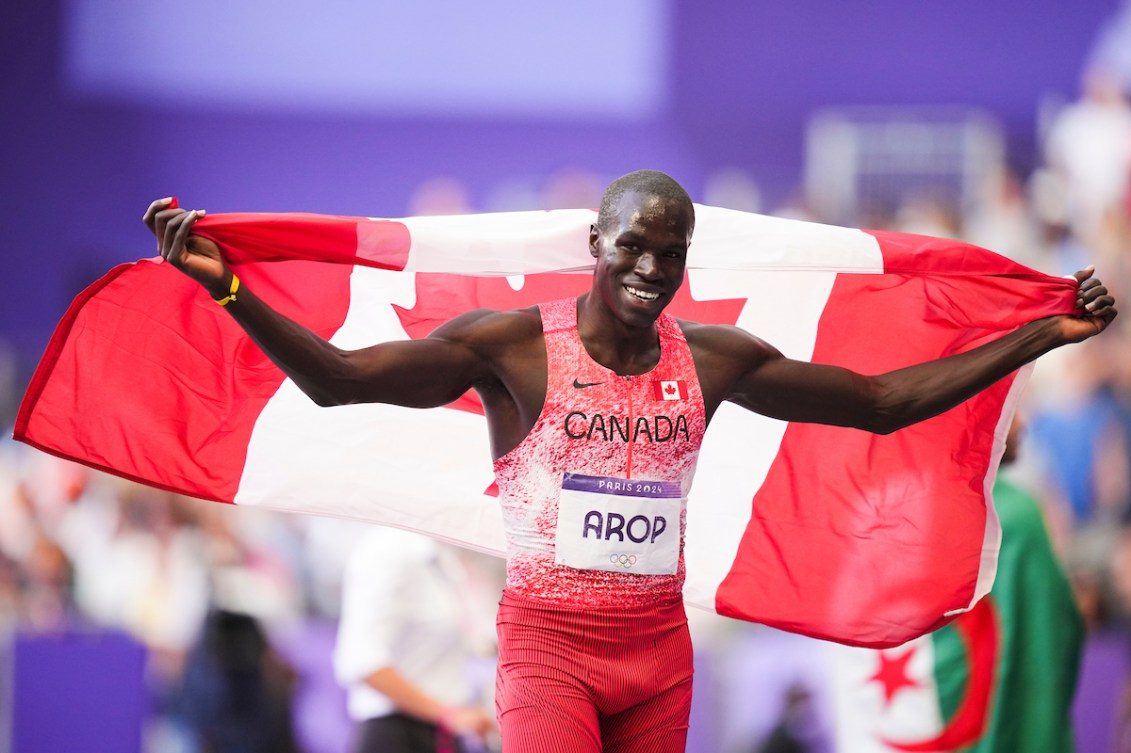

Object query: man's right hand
[142,197,229,299]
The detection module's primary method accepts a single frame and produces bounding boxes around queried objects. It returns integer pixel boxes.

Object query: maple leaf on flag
[394,273,744,414]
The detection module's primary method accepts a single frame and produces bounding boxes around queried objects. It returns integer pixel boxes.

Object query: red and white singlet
[492,298,707,609]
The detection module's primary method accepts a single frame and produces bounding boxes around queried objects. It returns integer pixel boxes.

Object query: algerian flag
[828,478,1084,751]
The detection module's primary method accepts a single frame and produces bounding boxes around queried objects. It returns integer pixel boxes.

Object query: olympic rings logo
[609,553,637,568]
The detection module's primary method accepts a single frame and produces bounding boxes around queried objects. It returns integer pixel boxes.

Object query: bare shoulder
[430,305,544,355]
[678,319,781,367]
[676,319,785,418]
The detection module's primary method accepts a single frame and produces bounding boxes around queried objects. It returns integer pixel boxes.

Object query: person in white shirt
[334,526,495,753]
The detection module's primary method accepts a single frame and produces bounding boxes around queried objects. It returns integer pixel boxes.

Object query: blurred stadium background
[2,1,1131,751]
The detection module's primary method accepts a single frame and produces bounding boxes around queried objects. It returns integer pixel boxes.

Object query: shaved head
[597,170,695,235]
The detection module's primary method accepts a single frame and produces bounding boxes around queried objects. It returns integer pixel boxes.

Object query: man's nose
[635,251,660,279]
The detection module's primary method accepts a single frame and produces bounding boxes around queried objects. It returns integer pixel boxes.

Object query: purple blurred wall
[0,0,1119,407]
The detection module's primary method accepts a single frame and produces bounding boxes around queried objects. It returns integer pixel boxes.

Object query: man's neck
[575,293,662,376]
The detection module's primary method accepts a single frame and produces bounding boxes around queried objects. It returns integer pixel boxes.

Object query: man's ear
[589,224,600,258]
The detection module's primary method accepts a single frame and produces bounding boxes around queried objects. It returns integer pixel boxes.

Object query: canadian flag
[13,205,1076,647]
[653,380,688,401]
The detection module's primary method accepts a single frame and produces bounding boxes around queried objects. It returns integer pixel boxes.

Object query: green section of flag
[932,478,1084,752]
[933,623,966,726]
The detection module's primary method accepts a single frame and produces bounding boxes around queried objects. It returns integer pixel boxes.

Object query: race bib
[554,473,683,575]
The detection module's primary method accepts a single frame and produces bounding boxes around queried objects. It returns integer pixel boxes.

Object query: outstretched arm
[142,198,494,408]
[693,269,1117,434]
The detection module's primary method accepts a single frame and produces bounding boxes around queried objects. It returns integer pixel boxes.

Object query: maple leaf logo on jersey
[653,380,688,401]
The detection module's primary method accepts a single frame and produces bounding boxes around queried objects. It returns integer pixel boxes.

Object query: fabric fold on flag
[14,205,1077,647]
[825,477,1084,750]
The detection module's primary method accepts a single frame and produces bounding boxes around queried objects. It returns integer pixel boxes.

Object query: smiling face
[588,190,694,329]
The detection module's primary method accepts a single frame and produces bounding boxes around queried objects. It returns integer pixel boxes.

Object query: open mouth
[624,285,660,302]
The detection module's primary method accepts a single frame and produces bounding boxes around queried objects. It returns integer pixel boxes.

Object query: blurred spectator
[1043,65,1131,259]
[0,551,19,633]
[67,486,210,656]
[1025,349,1127,526]
[177,609,300,753]
[965,164,1048,270]
[754,683,825,753]
[1086,0,1131,94]
[19,533,73,631]
[893,192,963,239]
[333,526,496,753]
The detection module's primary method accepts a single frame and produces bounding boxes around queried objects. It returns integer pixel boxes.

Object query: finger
[1086,294,1117,315]
[172,210,208,260]
[158,212,183,262]
[152,207,190,255]
[161,210,198,263]
[1077,276,1101,293]
[1077,281,1104,303]
[142,197,178,232]
[1080,284,1109,309]
[1072,265,1096,284]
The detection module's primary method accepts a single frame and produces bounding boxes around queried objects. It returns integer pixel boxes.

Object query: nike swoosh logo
[573,379,605,389]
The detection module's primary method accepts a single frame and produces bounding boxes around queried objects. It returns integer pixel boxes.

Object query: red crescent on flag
[881,597,1000,751]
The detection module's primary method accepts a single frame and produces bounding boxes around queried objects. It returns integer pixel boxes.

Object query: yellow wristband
[214,274,240,306]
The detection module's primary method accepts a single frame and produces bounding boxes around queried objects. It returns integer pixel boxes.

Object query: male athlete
[144,170,1116,753]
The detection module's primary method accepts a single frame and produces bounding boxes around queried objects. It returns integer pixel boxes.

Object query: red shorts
[494,590,694,753]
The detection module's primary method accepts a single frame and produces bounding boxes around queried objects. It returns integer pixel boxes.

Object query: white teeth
[624,286,659,301]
